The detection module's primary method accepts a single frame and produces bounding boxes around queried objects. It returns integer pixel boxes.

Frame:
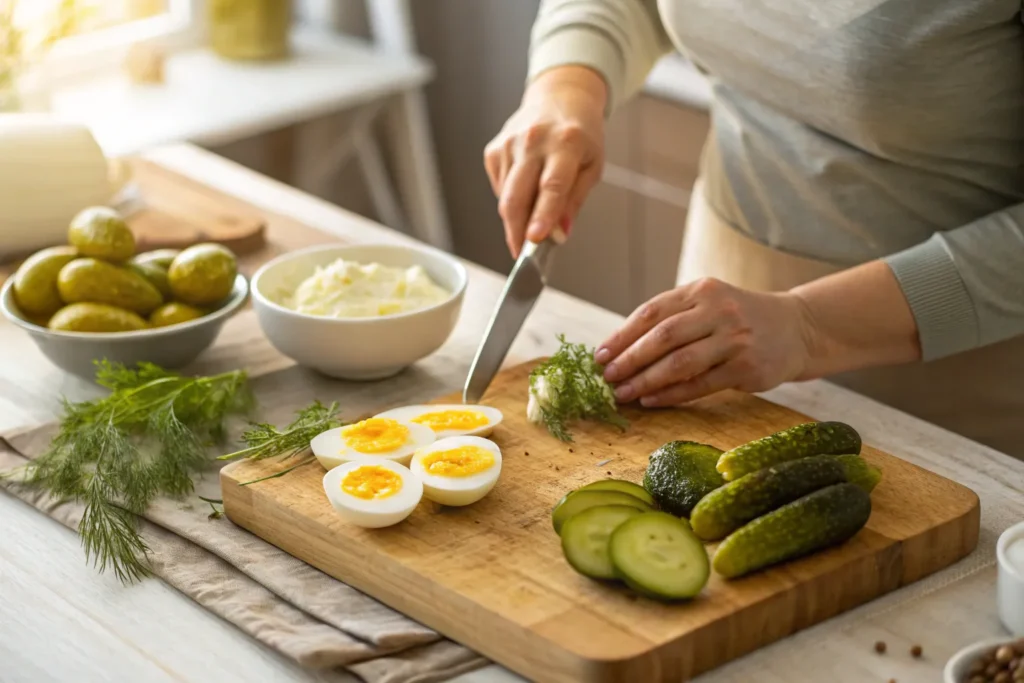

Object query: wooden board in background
[0,159,266,281]
[220,360,980,683]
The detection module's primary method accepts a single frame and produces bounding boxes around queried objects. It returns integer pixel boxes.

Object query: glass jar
[207,0,292,61]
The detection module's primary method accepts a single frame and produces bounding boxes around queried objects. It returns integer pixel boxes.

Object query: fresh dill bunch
[18,360,252,584]
[527,334,628,442]
[219,400,345,485]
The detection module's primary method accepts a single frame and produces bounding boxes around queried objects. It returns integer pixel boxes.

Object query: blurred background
[1,0,712,316]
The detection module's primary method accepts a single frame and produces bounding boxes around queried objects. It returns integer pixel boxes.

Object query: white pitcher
[0,114,131,259]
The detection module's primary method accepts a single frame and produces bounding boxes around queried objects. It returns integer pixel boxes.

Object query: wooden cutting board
[220,360,980,683]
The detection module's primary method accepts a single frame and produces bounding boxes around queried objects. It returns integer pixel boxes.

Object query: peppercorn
[996,671,1012,683]
[989,663,1003,677]
[970,676,987,683]
[910,645,923,658]
[1010,658,1021,672]
[1014,667,1024,682]
[874,641,887,654]
[972,659,988,675]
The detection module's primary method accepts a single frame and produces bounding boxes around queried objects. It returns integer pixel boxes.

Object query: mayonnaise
[287,258,450,318]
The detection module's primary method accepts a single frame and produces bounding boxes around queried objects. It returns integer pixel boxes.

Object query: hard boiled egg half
[311,417,435,470]
[374,404,503,439]
[322,460,423,528]
[409,435,502,506]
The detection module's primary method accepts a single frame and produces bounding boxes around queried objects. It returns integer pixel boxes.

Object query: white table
[1,145,1020,683]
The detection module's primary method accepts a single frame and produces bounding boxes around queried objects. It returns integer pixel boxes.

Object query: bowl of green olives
[0,206,249,379]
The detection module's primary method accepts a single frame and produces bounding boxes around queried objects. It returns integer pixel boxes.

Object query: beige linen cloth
[679,180,1024,460]
[0,342,487,683]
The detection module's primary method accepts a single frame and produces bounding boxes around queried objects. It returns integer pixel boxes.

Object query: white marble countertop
[1,144,1021,683]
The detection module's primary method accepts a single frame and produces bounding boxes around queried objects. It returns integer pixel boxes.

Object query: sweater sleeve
[527,0,675,115]
[884,202,1024,361]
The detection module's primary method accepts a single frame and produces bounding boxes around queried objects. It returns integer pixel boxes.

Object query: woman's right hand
[484,65,608,257]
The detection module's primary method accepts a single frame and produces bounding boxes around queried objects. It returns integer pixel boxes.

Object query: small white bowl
[998,520,1024,637]
[944,637,1014,683]
[250,243,467,380]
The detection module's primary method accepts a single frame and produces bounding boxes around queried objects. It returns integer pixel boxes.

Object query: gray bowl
[1,274,249,380]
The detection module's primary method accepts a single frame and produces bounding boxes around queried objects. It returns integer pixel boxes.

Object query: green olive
[130,249,181,270]
[68,207,135,262]
[12,246,79,317]
[57,258,164,315]
[167,243,238,306]
[149,302,207,328]
[49,303,148,333]
[129,262,173,300]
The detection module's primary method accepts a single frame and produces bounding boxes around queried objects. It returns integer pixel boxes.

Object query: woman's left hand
[595,277,817,407]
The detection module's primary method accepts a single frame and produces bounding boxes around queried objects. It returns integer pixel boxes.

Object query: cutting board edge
[220,462,981,683]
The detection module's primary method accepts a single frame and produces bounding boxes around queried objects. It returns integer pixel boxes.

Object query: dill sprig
[529,334,628,443]
[219,400,345,485]
[16,360,252,584]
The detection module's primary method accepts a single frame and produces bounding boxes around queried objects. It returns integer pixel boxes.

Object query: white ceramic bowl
[944,637,1015,683]
[250,243,467,380]
[1,274,248,380]
[998,520,1024,636]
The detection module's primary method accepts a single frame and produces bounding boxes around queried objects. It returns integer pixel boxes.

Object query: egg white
[322,460,423,528]
[310,419,435,470]
[373,404,503,439]
[409,435,502,507]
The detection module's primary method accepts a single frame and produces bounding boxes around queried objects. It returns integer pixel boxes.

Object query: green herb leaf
[529,334,628,442]
[14,361,252,584]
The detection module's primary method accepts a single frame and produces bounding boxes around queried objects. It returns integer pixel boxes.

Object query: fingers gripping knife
[462,227,566,403]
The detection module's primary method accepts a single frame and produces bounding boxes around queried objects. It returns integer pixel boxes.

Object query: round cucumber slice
[552,489,653,535]
[560,505,644,579]
[577,479,655,505]
[609,512,710,601]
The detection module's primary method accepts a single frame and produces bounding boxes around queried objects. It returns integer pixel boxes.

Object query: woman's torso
[656,0,1024,265]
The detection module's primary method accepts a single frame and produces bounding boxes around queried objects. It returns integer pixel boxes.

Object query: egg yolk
[341,465,403,500]
[342,418,409,453]
[411,409,489,432]
[420,445,495,477]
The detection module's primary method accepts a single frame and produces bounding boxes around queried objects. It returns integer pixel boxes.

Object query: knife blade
[463,232,561,403]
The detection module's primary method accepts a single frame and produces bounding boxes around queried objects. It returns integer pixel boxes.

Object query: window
[8,0,202,98]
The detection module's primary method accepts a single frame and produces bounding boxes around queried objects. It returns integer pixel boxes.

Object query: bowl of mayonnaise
[251,242,467,380]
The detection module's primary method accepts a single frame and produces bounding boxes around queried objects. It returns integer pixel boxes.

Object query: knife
[463,227,565,403]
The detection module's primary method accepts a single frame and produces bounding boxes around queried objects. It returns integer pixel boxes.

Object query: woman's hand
[594,278,817,407]
[595,261,923,406]
[484,65,607,257]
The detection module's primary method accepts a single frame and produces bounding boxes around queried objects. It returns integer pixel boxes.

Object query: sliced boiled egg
[322,460,423,528]
[373,404,503,438]
[409,435,502,507]
[310,416,435,470]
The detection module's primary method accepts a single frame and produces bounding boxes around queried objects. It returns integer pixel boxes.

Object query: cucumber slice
[577,479,655,505]
[560,505,644,579]
[552,490,653,534]
[609,512,710,601]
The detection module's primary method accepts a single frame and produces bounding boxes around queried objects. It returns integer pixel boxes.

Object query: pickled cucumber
[609,512,710,600]
[49,303,148,332]
[642,441,725,517]
[57,258,163,315]
[168,243,237,306]
[12,246,79,317]
[712,483,872,579]
[834,454,883,493]
[551,489,653,534]
[577,479,655,505]
[131,249,180,270]
[690,455,848,541]
[68,207,135,262]
[149,302,206,328]
[717,422,862,481]
[129,261,172,299]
